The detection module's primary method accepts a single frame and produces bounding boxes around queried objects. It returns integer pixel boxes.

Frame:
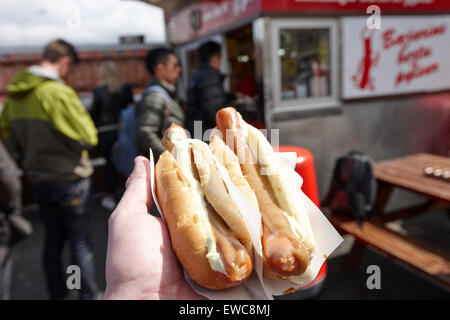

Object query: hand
[104,156,204,300]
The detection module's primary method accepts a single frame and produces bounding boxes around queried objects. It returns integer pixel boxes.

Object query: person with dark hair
[135,47,184,161]
[198,41,221,66]
[0,39,100,300]
[186,41,231,135]
[43,39,80,65]
[90,61,133,210]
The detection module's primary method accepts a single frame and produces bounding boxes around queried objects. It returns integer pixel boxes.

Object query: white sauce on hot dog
[242,116,316,257]
[168,130,228,275]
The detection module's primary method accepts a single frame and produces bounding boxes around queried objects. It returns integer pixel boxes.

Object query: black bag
[322,151,377,226]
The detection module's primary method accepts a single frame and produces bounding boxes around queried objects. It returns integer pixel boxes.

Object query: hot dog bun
[215,107,316,282]
[155,124,253,290]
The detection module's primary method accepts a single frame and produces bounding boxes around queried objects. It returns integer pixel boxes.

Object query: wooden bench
[328,213,450,290]
[327,153,450,291]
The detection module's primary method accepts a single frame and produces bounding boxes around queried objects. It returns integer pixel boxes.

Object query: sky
[0,0,166,48]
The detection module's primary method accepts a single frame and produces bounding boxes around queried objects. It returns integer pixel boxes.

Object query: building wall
[0,46,153,103]
[251,16,450,209]
[274,92,450,208]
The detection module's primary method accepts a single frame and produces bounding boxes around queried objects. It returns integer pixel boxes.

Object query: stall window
[271,19,339,113]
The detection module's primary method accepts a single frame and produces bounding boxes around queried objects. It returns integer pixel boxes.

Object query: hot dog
[155,124,253,290]
[215,107,316,282]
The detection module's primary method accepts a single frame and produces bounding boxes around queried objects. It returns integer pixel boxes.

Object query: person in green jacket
[0,39,100,300]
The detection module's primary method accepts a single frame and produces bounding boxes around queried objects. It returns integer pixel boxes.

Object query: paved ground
[9,193,450,300]
[10,195,109,300]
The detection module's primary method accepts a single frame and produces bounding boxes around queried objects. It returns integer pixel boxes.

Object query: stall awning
[144,0,450,16]
[142,0,450,44]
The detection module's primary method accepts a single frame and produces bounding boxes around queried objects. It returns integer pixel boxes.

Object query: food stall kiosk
[146,0,450,297]
[149,0,450,195]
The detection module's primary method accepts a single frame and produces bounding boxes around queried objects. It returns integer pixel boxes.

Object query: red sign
[261,0,450,12]
[169,0,260,44]
[169,0,450,44]
[343,16,450,98]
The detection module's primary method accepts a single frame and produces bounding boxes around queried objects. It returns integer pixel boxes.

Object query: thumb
[117,156,153,213]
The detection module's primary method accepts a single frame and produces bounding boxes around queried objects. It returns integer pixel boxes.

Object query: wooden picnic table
[328,153,450,290]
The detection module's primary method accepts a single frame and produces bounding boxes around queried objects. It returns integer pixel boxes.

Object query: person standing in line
[186,41,233,136]
[0,39,100,300]
[135,47,184,162]
[90,61,133,210]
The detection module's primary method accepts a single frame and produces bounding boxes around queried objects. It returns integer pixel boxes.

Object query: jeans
[32,178,100,300]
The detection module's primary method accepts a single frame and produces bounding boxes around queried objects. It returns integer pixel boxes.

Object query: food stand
[147,0,450,196]
[146,0,450,297]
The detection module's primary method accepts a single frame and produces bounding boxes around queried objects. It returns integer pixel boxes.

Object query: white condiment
[169,134,227,275]
[243,117,316,256]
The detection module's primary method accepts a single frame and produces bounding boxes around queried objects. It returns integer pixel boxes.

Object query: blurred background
[0,0,449,300]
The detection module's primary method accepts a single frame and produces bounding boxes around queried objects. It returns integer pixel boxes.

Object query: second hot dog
[215,107,316,282]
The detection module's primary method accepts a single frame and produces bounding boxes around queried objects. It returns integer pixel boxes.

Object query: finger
[116,156,153,213]
[125,156,147,189]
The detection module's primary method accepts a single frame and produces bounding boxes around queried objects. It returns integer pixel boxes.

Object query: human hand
[104,156,205,300]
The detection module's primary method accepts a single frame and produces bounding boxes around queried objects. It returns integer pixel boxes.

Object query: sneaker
[101,196,116,210]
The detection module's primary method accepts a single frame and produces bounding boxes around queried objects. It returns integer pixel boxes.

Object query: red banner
[262,0,450,12]
[169,0,450,44]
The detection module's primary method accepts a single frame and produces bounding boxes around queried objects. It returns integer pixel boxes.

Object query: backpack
[111,85,171,176]
[322,151,377,226]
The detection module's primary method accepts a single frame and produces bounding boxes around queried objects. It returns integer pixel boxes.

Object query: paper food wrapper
[149,146,343,300]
